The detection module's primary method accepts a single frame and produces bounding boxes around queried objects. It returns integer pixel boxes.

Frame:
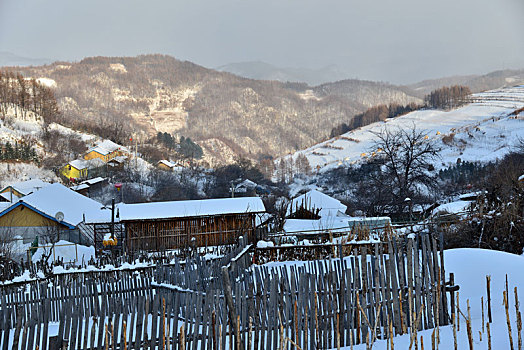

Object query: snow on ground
[36,77,57,88]
[348,248,524,349]
[0,163,58,188]
[291,85,524,173]
[48,122,97,143]
[257,247,524,349]
[0,106,43,141]
[31,240,95,265]
[432,199,474,216]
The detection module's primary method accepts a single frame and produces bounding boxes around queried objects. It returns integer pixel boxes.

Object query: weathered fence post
[11,306,23,350]
[486,275,492,323]
[222,266,243,350]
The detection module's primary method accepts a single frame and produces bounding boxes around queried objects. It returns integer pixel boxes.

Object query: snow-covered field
[291,85,524,173]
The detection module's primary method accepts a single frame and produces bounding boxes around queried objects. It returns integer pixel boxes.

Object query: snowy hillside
[291,85,524,172]
[0,104,152,186]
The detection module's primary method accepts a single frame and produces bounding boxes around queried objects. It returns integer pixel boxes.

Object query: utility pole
[135,136,138,169]
[110,198,115,240]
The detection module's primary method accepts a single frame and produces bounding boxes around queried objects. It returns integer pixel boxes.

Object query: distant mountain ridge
[408,69,524,96]
[0,52,53,67]
[217,61,348,86]
[218,61,524,97]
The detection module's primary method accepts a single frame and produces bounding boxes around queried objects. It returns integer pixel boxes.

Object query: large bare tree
[369,125,440,214]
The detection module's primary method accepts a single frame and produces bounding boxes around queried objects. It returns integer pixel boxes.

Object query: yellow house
[0,183,111,244]
[0,203,69,233]
[157,160,177,171]
[84,140,123,162]
[61,159,89,180]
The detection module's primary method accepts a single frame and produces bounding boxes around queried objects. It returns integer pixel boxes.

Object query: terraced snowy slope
[290,85,524,172]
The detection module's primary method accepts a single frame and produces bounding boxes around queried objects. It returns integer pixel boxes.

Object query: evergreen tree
[4,142,13,159]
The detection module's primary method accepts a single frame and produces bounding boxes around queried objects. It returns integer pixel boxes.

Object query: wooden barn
[117,197,266,251]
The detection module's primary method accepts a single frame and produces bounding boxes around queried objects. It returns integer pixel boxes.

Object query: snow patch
[109,63,127,73]
[36,77,57,88]
[31,240,95,265]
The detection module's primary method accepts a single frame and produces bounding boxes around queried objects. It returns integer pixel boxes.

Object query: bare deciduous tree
[369,125,440,214]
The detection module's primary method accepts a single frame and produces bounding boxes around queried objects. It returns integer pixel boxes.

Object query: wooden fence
[0,233,455,349]
[253,241,388,263]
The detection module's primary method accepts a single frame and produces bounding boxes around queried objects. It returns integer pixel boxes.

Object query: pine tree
[4,142,13,159]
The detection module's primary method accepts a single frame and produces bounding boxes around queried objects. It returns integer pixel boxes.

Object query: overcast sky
[1,0,524,84]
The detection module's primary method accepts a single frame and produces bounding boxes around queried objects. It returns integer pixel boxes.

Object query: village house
[0,183,111,245]
[231,179,257,196]
[60,158,105,181]
[115,197,266,251]
[84,140,125,163]
[157,159,177,171]
[61,140,130,182]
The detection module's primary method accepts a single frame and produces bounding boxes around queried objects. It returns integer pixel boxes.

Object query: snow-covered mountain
[288,85,524,173]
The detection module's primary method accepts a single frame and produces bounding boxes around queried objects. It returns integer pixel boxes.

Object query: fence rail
[0,233,455,349]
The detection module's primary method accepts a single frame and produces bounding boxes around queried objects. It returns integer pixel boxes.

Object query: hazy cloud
[1,0,523,83]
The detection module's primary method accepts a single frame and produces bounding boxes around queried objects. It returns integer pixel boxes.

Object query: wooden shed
[117,197,266,251]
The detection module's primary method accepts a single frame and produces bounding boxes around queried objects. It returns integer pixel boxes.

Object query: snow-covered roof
[5,179,50,196]
[284,217,350,233]
[283,215,391,233]
[432,200,473,216]
[118,197,266,221]
[237,179,257,189]
[69,158,105,170]
[459,191,486,200]
[69,159,89,170]
[288,190,347,217]
[72,183,90,191]
[519,174,524,182]
[158,160,176,168]
[0,183,111,227]
[0,202,11,211]
[108,155,127,163]
[83,177,105,185]
[89,140,122,156]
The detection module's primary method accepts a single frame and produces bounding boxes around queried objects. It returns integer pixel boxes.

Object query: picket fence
[0,233,455,349]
